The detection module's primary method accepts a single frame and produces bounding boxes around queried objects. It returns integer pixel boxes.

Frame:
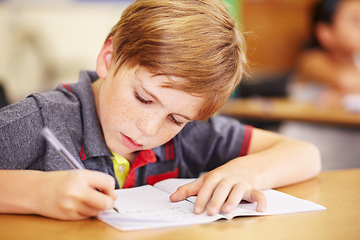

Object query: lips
[120,133,143,151]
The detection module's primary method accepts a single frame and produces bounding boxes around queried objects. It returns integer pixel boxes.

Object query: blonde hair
[107,0,248,120]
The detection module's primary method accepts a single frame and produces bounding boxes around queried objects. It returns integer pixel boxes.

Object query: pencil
[41,127,119,213]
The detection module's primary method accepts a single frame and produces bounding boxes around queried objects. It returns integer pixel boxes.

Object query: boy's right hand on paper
[33,170,116,220]
[170,160,267,216]
[170,175,266,216]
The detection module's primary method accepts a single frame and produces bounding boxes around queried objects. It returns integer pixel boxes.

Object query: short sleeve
[0,98,45,169]
[175,115,253,175]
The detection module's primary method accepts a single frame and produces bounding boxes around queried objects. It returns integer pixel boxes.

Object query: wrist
[0,170,44,215]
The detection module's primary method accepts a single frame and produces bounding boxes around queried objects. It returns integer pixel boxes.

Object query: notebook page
[221,189,326,219]
[98,185,222,231]
[155,179,326,218]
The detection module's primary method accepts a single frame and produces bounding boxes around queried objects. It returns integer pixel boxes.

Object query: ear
[96,37,114,79]
[315,23,335,50]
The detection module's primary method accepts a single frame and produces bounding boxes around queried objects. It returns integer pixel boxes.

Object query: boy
[0,0,321,220]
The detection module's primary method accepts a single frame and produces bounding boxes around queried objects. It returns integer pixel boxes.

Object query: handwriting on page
[112,185,218,222]
[99,180,326,231]
[115,204,199,221]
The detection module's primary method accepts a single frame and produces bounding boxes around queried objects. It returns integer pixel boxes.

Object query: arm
[0,169,116,220]
[297,50,360,94]
[245,128,321,189]
[170,128,321,215]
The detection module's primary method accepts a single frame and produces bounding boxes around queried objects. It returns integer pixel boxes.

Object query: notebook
[98,178,326,231]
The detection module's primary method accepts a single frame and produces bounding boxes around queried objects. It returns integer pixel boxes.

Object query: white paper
[98,178,326,231]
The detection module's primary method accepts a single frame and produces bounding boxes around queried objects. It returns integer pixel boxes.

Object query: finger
[244,189,267,212]
[206,180,233,215]
[86,170,116,197]
[193,179,218,214]
[55,211,90,221]
[73,201,105,218]
[57,196,104,220]
[82,187,115,211]
[170,179,201,202]
[254,190,267,212]
[221,183,247,213]
[81,171,116,210]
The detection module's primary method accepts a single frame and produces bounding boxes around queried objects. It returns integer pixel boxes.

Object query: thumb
[169,179,201,202]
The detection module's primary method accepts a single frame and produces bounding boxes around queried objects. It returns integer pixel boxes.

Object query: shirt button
[118,164,125,174]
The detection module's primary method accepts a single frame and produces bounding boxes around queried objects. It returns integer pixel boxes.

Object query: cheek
[336,27,360,50]
[341,36,360,51]
[100,94,138,127]
[157,124,183,144]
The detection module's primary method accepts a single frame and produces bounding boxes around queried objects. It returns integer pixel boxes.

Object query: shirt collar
[72,71,111,160]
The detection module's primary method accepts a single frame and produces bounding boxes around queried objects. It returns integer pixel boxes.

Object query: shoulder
[176,115,250,152]
[0,97,41,130]
[169,116,252,174]
[181,115,246,136]
[28,71,96,115]
[0,72,94,136]
[0,86,81,140]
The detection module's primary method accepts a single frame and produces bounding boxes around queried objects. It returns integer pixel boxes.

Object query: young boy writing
[0,0,321,220]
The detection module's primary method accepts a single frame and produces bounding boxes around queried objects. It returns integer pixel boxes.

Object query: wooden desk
[1,169,359,240]
[220,98,360,127]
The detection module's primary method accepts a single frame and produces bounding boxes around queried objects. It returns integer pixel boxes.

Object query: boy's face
[331,0,360,52]
[95,65,205,161]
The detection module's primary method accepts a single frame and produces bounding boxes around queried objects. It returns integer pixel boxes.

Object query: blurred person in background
[288,0,360,110]
[280,0,360,170]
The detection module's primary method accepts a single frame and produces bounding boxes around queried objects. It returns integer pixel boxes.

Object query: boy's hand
[169,159,267,216]
[33,170,116,220]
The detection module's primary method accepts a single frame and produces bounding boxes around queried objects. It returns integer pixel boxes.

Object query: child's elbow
[305,142,322,177]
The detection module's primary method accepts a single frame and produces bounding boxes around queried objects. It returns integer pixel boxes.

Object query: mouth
[120,133,143,151]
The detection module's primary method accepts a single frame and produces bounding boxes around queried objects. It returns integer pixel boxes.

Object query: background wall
[0,0,132,103]
[242,0,318,77]
[0,0,319,104]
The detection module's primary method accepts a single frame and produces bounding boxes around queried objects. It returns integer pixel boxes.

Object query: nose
[137,114,164,137]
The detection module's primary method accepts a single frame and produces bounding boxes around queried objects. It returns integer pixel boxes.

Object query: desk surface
[220,98,360,127]
[1,169,359,240]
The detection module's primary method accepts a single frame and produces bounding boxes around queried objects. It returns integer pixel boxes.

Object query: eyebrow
[139,84,193,122]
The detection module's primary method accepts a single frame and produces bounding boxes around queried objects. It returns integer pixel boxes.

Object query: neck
[123,152,138,164]
[92,78,103,116]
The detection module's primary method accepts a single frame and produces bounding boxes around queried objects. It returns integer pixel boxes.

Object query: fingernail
[207,207,217,216]
[258,205,265,212]
[194,206,202,214]
[223,204,232,213]
[169,193,178,202]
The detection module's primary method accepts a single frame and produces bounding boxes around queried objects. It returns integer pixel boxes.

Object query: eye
[169,114,184,127]
[134,90,153,105]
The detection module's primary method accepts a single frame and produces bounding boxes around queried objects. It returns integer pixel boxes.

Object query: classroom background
[1,0,359,170]
[0,0,315,104]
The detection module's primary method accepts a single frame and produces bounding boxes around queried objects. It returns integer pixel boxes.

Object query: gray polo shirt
[0,71,252,188]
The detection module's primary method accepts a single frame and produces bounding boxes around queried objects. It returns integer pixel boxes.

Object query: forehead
[133,66,189,87]
[335,0,360,20]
